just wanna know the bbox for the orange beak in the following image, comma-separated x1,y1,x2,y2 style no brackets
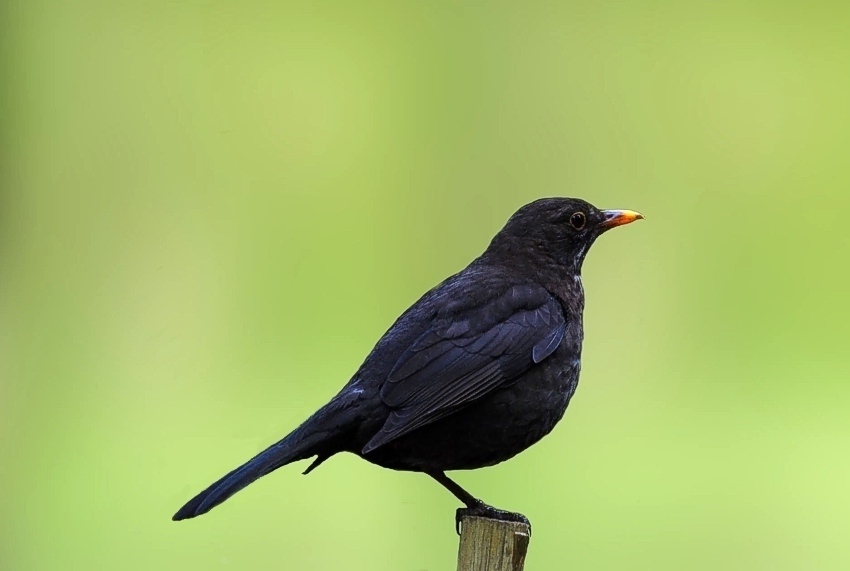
599,209,645,230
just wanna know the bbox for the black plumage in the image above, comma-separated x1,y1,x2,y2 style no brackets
173,197,643,525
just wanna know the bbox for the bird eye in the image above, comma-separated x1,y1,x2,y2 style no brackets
569,212,586,230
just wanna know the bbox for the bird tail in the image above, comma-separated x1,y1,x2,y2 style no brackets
172,400,353,521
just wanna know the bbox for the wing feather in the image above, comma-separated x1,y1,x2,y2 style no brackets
362,285,567,453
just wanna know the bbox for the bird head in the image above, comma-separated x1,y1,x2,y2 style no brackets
484,197,644,272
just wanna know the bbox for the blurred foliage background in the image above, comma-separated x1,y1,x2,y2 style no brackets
2,1,849,569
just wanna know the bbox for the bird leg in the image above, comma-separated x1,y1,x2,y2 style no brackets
427,471,531,534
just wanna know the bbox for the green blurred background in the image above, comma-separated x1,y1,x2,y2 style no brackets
2,1,849,569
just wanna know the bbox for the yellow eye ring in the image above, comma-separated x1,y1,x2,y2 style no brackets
569,212,586,230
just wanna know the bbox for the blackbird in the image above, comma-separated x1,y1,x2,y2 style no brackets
173,197,643,526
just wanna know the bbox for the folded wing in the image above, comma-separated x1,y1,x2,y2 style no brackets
362,284,566,453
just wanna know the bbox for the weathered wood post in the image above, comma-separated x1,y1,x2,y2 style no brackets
456,516,531,571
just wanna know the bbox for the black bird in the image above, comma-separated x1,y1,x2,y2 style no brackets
173,197,643,526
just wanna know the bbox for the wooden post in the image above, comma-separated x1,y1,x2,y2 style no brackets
456,516,531,571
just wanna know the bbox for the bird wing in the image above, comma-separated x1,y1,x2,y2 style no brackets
362,283,566,453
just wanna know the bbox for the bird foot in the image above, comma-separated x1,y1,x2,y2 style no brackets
455,501,531,535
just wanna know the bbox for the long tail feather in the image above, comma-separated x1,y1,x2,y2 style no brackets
172,434,304,520
173,397,357,521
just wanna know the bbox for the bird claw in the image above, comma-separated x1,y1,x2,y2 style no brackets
455,501,531,535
